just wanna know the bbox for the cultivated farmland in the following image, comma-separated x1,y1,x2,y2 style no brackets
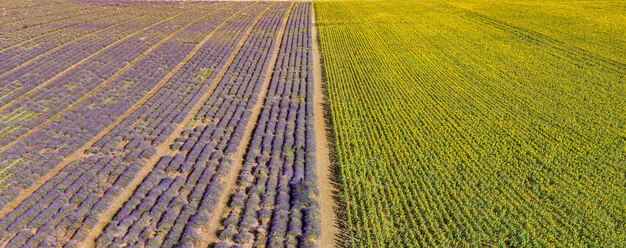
316,0,625,247
1,0,625,247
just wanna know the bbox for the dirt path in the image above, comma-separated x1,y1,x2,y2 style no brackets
0,5,227,219
0,9,209,152
195,2,294,247
82,3,271,247
311,3,339,247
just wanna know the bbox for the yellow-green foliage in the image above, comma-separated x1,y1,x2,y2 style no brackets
449,1,626,64
315,1,626,247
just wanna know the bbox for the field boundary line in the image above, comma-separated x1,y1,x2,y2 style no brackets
310,3,339,247
81,3,270,247
0,14,147,84
198,2,292,246
0,9,192,113
0,4,232,221
0,8,213,153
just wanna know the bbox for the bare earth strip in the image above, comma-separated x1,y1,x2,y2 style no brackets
0,6,229,219
83,3,272,247
0,10,190,114
0,9,212,152
311,4,339,247
0,14,147,83
197,2,294,246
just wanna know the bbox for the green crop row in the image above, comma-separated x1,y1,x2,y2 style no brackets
315,1,626,247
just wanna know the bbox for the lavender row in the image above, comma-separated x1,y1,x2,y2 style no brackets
0,7,212,146
0,5,126,46
78,0,217,7
0,4,223,208
0,2,212,73
0,5,107,47
0,3,267,247
0,2,79,25
0,10,143,76
96,3,291,247
0,10,181,105
0,2,242,245
0,2,63,11
215,3,319,248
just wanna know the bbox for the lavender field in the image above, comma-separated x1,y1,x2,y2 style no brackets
0,1,329,247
